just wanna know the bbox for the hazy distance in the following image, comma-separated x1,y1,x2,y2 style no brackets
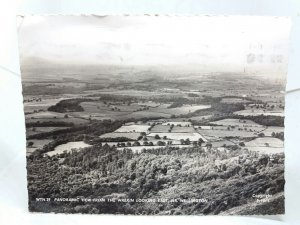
18,15,291,79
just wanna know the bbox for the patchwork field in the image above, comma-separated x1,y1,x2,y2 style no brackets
126,111,170,119
148,132,206,141
199,129,259,140
171,126,195,133
210,119,264,128
246,137,283,148
114,124,150,133
150,124,171,133
263,126,284,136
244,137,284,154
46,141,92,157
220,97,251,104
149,104,211,115
189,115,213,121
195,125,213,130
162,121,192,126
234,109,284,117
26,116,89,125
100,132,141,140
26,126,70,137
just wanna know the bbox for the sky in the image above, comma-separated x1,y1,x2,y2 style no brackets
18,15,291,77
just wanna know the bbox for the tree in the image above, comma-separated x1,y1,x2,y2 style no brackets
137,136,143,141
133,141,141,146
206,142,212,150
239,142,245,147
198,138,204,146
27,141,34,148
258,133,265,137
143,137,148,141
157,141,166,146
180,139,185,145
64,114,69,118
185,138,191,145
154,134,161,139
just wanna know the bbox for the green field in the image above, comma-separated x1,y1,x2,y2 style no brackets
220,97,251,104
234,109,284,117
26,116,89,125
244,137,284,154
100,132,141,140
26,126,70,137
149,104,211,115
171,126,196,133
210,119,264,128
263,126,284,136
46,141,92,157
148,132,206,141
114,124,150,133
150,124,171,132
199,129,259,140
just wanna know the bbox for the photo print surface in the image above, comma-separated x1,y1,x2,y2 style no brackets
18,15,291,215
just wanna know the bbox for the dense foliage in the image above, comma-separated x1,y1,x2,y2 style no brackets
27,145,284,215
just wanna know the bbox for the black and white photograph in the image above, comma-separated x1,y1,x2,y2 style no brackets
18,15,290,215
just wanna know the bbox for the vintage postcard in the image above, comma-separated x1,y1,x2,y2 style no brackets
18,15,290,215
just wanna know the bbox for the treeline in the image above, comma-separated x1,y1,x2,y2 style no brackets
26,121,74,128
